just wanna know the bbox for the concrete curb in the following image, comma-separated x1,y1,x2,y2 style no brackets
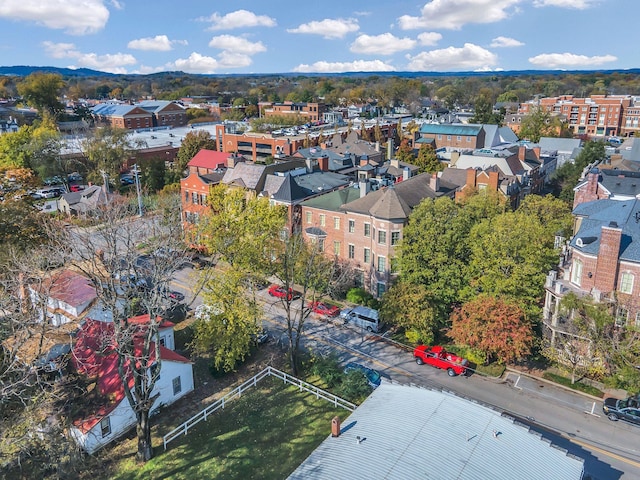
504,366,605,402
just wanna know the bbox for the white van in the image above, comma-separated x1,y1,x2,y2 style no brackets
340,306,382,333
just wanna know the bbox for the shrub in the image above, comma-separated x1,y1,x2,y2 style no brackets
346,288,380,309
306,354,343,388
336,371,371,403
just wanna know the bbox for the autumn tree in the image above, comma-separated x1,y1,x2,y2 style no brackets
17,72,65,118
448,295,534,364
414,144,443,173
395,138,415,164
175,130,216,173
380,282,439,344
518,105,562,142
80,127,143,183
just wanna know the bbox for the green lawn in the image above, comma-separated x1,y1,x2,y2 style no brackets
108,376,351,480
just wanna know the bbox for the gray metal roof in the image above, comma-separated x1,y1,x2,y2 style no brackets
419,123,483,136
538,137,582,154
289,383,584,480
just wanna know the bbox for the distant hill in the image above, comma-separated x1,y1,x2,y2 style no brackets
1,65,639,79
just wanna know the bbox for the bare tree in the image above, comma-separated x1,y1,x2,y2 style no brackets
49,196,188,462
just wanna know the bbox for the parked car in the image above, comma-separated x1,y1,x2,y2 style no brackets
413,345,469,377
252,328,270,345
166,290,185,302
70,184,85,192
603,397,640,424
268,284,300,300
340,306,382,333
308,301,340,317
343,362,382,388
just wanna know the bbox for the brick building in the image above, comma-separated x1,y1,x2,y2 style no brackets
214,123,306,162
260,101,326,123
572,168,640,209
515,95,636,138
417,124,485,150
91,100,186,130
300,173,458,297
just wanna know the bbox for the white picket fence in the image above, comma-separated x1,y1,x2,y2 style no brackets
163,365,356,450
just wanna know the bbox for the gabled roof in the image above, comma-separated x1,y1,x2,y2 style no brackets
577,169,640,199
340,173,456,221
301,187,363,212
71,319,190,433
538,137,582,154
272,174,309,202
187,149,230,170
419,123,482,136
137,100,183,113
40,269,97,308
91,103,146,117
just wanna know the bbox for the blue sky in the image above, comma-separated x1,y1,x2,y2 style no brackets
0,0,635,75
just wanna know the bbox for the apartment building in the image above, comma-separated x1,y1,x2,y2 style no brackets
214,123,305,162
516,95,633,138
300,173,458,297
260,101,326,123
417,124,485,150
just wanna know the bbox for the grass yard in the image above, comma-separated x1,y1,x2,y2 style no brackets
108,375,351,480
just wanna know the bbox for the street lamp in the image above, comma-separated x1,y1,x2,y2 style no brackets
131,163,143,217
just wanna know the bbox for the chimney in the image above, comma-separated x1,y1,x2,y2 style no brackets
227,153,244,169
375,141,380,152
594,223,622,293
390,158,400,169
532,146,541,159
518,145,526,161
318,156,329,172
305,157,315,173
359,179,371,198
429,172,439,191
450,151,460,166
466,168,477,188
360,157,369,167
331,416,341,437
403,166,411,181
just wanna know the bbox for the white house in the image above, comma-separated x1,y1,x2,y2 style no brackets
69,319,193,454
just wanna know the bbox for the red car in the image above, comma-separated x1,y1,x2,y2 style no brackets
70,185,85,192
309,301,340,317
268,284,300,301
413,345,469,377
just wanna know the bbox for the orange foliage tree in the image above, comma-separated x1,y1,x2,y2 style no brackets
448,295,534,365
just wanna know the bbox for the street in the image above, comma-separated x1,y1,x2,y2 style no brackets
170,267,640,479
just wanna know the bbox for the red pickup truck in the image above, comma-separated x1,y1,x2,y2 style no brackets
413,345,469,377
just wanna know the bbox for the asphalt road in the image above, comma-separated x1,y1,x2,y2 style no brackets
171,267,640,479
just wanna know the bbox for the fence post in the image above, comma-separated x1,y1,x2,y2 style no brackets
222,397,225,409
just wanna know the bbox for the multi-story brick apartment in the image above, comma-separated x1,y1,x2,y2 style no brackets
515,95,634,138
300,173,458,297
259,101,326,123
417,124,485,150
542,198,640,351
214,123,306,162
137,100,188,129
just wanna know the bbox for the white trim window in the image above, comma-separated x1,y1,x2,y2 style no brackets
173,376,182,395
571,259,583,286
620,272,634,294
100,417,111,438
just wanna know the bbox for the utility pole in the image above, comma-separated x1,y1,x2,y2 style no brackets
131,164,143,217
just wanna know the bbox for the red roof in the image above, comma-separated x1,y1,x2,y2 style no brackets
127,313,175,330
187,149,230,170
42,269,97,308
71,319,190,433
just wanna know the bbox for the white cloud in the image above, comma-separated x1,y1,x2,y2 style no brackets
293,60,396,73
490,36,524,47
128,35,187,52
287,18,359,39
217,51,253,69
201,9,276,30
0,0,110,34
42,41,136,73
350,33,416,55
417,32,442,46
528,52,617,68
533,0,597,9
406,43,498,71
398,0,520,30
208,35,266,55
168,53,220,74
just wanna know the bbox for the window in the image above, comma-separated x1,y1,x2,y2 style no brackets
456,135,461,141
319,214,326,227
200,194,207,205
571,259,583,286
364,223,371,237
306,211,312,224
447,135,451,140
318,238,325,252
391,232,400,246
620,272,634,294
348,219,355,233
100,417,111,438
377,256,386,273
192,192,198,204
184,190,189,202
364,248,371,264
390,257,399,274
173,376,182,395
378,230,387,245
334,217,340,230
616,307,629,327
333,241,341,256
348,244,355,259
377,282,386,297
